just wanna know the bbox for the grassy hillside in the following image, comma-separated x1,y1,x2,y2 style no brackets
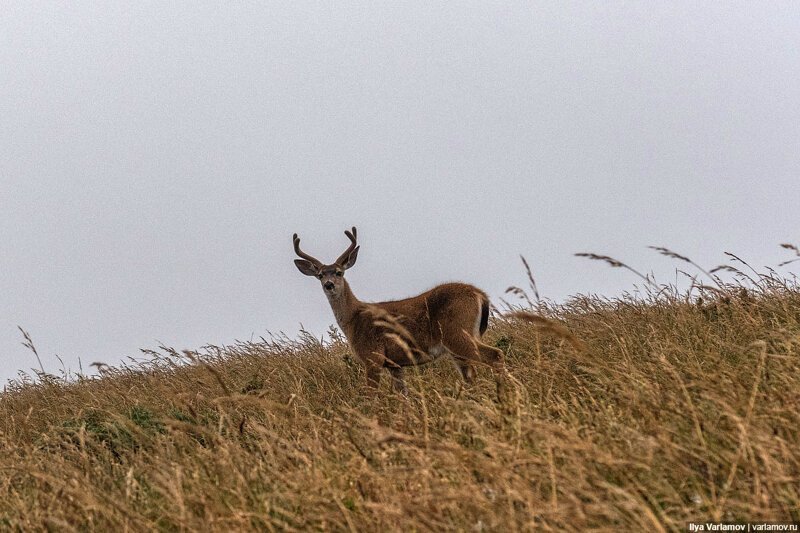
1,267,799,531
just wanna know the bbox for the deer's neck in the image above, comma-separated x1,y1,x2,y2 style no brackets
325,280,361,333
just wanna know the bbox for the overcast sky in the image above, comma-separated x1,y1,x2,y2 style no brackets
1,1,799,384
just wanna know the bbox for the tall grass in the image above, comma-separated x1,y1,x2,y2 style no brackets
1,250,798,531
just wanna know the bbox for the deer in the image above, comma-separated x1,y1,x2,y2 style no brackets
292,227,505,394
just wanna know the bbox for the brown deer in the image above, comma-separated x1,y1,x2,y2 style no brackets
292,227,505,393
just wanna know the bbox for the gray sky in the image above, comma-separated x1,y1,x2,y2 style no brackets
2,1,799,383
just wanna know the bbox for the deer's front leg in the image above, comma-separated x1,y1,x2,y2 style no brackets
388,367,408,396
362,348,385,391
365,364,382,390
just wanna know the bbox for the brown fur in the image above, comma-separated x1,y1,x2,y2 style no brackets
293,228,505,392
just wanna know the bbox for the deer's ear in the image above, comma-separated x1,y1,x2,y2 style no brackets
342,246,359,270
294,259,319,277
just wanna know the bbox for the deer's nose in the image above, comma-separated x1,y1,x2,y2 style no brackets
324,281,335,291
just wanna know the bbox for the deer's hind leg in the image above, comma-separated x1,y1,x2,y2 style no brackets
442,329,505,380
476,342,505,374
454,360,476,383
441,330,484,382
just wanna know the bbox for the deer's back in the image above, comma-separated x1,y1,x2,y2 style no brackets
355,282,487,366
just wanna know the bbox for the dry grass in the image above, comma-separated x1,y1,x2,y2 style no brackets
1,258,799,531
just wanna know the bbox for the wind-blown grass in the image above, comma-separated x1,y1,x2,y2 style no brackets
1,255,799,531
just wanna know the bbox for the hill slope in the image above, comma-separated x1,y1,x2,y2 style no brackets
1,280,799,531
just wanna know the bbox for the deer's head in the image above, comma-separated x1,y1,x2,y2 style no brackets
293,227,359,298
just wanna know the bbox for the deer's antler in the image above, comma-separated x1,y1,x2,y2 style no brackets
293,233,323,267
335,227,358,266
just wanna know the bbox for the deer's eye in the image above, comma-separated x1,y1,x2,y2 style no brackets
317,273,324,279
335,271,343,277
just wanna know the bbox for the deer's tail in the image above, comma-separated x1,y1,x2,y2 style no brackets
479,295,490,336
